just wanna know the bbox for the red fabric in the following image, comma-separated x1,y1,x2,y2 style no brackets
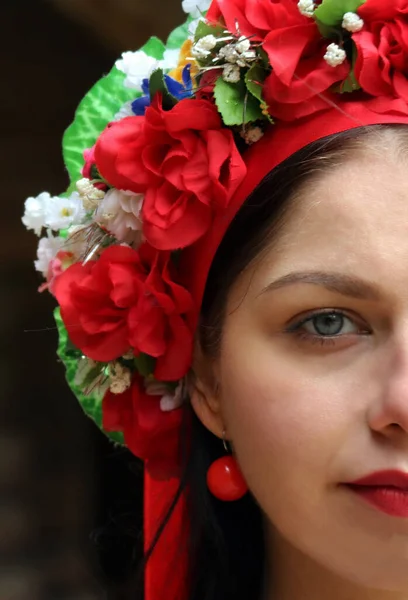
146,100,408,600
94,95,247,250
54,243,195,380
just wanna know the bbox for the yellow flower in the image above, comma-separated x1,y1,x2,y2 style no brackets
168,40,199,86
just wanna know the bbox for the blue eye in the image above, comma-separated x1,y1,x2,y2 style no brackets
286,310,370,347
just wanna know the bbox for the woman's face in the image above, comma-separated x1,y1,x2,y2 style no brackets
208,145,408,591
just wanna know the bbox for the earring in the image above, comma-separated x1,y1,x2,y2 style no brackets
206,429,248,501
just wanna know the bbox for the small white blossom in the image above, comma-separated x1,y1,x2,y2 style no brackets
95,189,144,246
76,178,105,211
108,362,132,394
298,0,315,17
223,63,241,83
219,44,239,64
116,50,159,91
34,231,65,276
324,43,347,67
342,11,364,32
241,126,264,145
22,191,54,236
44,191,87,231
192,35,217,59
235,36,251,55
182,0,211,18
113,100,136,122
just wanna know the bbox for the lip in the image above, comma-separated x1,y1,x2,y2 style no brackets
345,470,408,517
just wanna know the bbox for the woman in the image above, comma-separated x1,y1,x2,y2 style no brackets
22,0,408,598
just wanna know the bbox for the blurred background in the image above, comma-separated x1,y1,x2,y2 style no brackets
2,1,182,598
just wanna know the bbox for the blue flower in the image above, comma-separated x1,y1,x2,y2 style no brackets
165,64,194,100
130,64,194,116
131,79,151,116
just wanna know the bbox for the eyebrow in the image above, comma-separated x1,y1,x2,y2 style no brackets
259,271,381,301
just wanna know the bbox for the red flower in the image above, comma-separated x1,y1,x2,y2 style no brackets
54,244,194,381
208,0,350,120
354,0,408,113
103,374,183,467
94,96,247,250
81,146,96,179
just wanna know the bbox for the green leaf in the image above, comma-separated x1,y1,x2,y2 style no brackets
339,40,361,92
148,68,178,109
62,36,166,188
194,20,226,43
134,353,156,378
245,64,266,102
214,76,264,126
314,0,366,27
166,16,193,49
54,308,124,445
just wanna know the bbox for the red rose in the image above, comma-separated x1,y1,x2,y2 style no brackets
103,374,183,467
94,96,247,250
354,0,408,112
54,244,194,380
208,0,350,120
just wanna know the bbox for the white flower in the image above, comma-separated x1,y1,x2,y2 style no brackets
95,189,144,246
342,11,364,32
113,100,136,121
223,63,241,83
182,0,211,18
44,191,87,231
298,0,315,17
63,225,89,259
324,43,347,67
160,48,180,70
145,379,185,412
22,191,54,236
116,50,159,91
34,231,64,276
76,178,105,211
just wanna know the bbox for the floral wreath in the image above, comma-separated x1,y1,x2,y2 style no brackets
23,0,408,463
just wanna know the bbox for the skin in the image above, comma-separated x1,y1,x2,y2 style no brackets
191,136,408,600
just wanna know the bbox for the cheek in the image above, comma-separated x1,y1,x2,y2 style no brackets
218,328,359,532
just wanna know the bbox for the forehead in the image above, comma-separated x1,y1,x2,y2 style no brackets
258,153,408,281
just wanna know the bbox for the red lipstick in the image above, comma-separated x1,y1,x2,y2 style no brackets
346,470,408,517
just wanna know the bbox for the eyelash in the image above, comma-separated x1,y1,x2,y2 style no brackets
286,309,371,347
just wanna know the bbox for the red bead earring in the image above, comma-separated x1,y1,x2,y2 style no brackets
206,430,248,501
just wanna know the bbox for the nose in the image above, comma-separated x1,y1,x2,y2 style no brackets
367,335,408,438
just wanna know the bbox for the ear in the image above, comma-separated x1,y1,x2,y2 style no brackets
189,343,224,440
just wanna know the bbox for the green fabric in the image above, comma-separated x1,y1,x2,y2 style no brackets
61,36,166,194
54,307,124,445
